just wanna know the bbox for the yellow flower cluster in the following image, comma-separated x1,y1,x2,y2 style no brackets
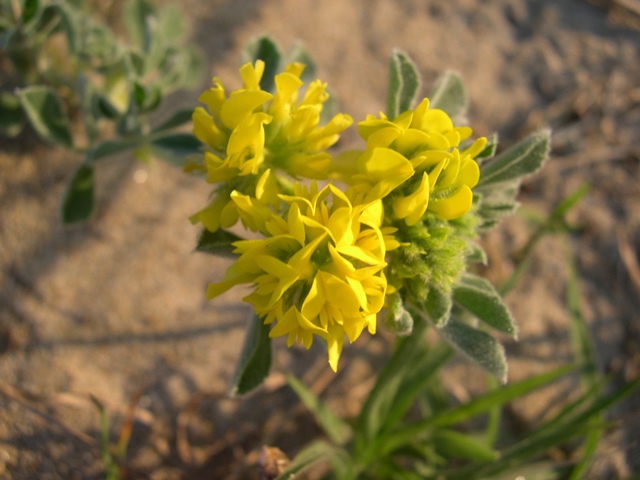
336,98,486,224
187,61,352,233
207,180,398,371
190,61,486,371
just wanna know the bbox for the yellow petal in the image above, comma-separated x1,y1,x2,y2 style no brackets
220,90,272,129
428,185,473,220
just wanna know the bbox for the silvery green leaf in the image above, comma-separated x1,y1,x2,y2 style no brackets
476,132,499,163
61,163,94,224
454,273,517,337
477,129,551,188
124,0,155,53
438,317,508,383
18,86,73,147
230,315,272,396
386,49,421,119
428,71,467,120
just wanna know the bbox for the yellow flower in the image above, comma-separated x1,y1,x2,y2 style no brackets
206,182,396,371
335,98,486,223
189,60,353,233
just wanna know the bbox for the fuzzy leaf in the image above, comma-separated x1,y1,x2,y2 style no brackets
438,318,507,383
18,86,73,147
230,315,272,396
424,285,452,327
477,129,551,188
0,91,25,137
453,273,517,338
287,375,351,445
61,163,94,224
39,3,78,53
386,49,421,119
428,71,467,120
124,0,155,52
243,36,281,93
195,228,244,258
151,133,201,166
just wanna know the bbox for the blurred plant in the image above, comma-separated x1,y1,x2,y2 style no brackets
0,0,203,222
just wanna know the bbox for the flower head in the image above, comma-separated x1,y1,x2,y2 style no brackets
188,60,353,234
206,182,397,371
334,98,486,224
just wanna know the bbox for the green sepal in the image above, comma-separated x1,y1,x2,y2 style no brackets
476,132,499,161
386,49,421,119
243,35,281,93
61,163,94,224
424,285,452,327
437,317,508,383
17,85,73,147
428,71,467,121
453,273,517,338
195,228,244,258
230,314,272,396
0,90,25,137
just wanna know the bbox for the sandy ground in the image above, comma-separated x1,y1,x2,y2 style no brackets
1,0,639,478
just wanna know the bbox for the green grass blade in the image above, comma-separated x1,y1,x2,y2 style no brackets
286,375,352,446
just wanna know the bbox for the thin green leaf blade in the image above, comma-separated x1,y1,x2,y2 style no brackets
428,71,467,120
18,86,73,147
195,228,244,258
286,375,351,445
477,129,551,189
230,314,271,396
381,364,576,453
61,163,94,224
437,317,508,383
453,273,517,338
275,441,335,480
434,429,500,462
